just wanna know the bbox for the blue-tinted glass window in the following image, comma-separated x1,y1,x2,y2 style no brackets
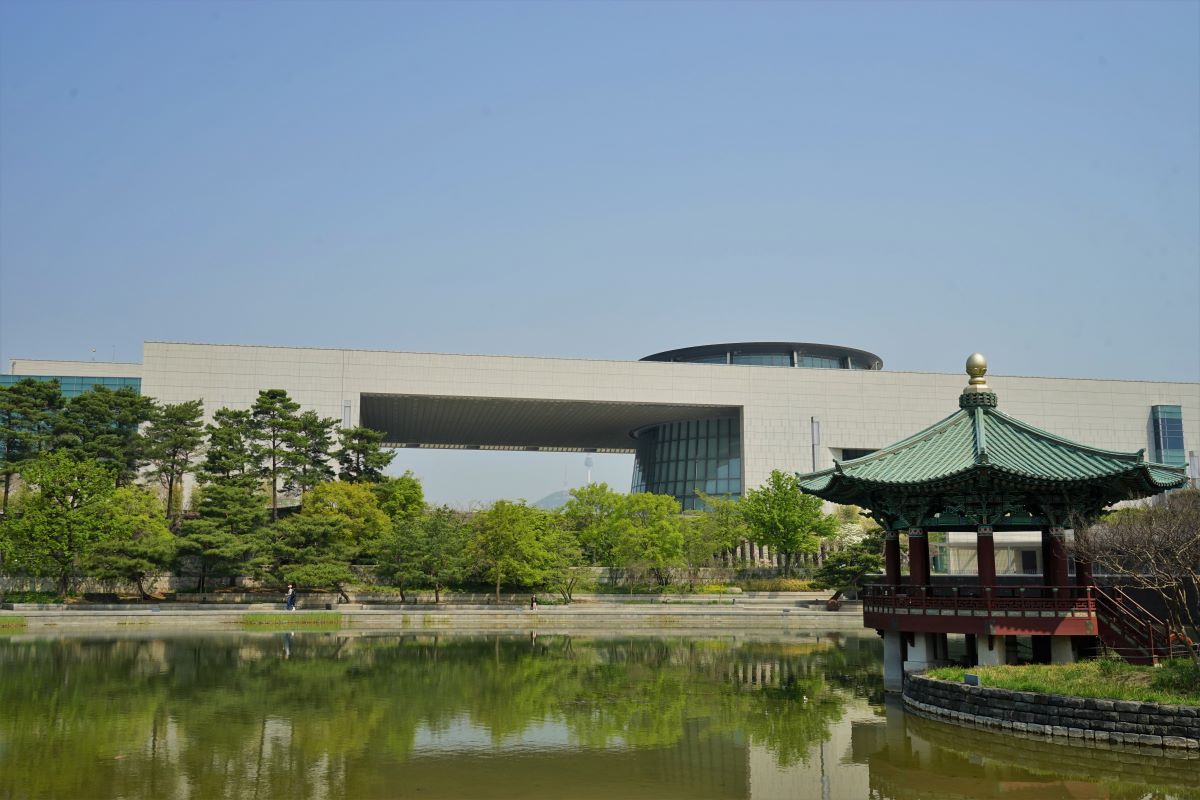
798,355,843,369
1152,405,1186,466
631,414,743,509
731,353,792,366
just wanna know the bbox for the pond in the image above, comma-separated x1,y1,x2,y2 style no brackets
0,630,1196,799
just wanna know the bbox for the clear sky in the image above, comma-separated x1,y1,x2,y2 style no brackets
2,1,1198,506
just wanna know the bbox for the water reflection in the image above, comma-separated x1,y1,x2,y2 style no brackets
0,631,1194,799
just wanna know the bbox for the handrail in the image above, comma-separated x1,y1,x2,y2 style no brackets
860,583,1095,617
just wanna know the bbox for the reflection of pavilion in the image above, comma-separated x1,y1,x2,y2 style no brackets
797,355,1189,688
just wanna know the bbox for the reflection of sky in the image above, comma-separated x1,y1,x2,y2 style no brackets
411,714,585,754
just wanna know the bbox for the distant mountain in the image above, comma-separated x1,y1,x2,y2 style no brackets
532,489,572,510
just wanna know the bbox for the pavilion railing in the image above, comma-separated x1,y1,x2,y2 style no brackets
861,584,1096,618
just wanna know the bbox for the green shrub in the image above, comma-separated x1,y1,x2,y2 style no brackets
0,591,63,604
738,578,816,592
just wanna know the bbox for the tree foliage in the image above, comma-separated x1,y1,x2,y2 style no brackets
177,482,265,593
562,482,624,564
291,410,339,497
1073,489,1200,665
374,471,425,523
0,378,63,515
468,500,557,601
336,426,395,483
54,386,156,486
257,514,355,601
4,452,115,596
380,505,468,603
301,481,391,561
249,389,302,521
611,493,684,586
740,470,837,576
143,399,205,529
88,487,175,598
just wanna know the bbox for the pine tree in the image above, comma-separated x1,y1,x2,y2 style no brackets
0,378,63,515
54,386,157,486
292,410,339,497
336,426,395,483
143,400,205,529
249,389,302,521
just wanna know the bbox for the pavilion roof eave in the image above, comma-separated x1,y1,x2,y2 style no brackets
794,353,1190,526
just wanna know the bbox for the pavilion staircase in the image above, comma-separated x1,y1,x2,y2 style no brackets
1092,586,1179,665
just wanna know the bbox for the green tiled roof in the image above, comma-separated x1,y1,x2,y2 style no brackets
796,388,1189,521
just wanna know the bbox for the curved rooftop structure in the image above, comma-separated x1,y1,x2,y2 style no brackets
641,342,882,370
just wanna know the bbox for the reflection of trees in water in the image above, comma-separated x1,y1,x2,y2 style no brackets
0,633,865,799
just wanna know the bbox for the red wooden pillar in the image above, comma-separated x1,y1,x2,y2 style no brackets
976,526,996,587
1042,527,1070,587
884,530,901,586
908,529,930,588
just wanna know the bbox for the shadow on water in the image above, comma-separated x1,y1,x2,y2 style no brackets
0,630,1194,799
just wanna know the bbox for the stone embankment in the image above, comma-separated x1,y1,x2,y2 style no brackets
904,674,1200,753
0,594,863,632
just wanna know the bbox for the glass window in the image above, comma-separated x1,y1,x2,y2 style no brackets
798,355,842,369
731,353,791,366
1152,405,1187,466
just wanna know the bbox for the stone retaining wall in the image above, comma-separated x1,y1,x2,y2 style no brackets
904,674,1200,752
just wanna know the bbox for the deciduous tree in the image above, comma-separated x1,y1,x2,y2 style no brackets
89,487,176,599
301,481,392,561
612,493,684,586
380,505,468,603
740,470,837,576
5,452,115,596
469,500,555,602
561,482,624,564
1073,489,1200,665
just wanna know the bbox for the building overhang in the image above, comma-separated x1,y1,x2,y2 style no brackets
359,393,740,452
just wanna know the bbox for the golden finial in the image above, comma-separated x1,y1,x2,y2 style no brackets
965,353,988,390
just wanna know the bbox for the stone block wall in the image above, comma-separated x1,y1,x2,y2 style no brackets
904,674,1200,751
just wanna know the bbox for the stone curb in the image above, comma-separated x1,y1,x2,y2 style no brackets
903,674,1200,753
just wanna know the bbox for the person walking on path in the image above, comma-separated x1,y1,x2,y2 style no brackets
530,595,538,610
285,583,297,611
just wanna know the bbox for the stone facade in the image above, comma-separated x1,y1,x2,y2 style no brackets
904,674,1200,752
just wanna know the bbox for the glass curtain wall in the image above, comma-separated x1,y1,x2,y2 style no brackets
632,416,742,511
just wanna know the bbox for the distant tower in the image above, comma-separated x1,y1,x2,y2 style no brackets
584,455,594,485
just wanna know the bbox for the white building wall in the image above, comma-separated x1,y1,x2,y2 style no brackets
10,359,143,378
133,341,1199,494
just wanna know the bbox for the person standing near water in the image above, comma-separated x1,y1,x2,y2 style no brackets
286,583,296,611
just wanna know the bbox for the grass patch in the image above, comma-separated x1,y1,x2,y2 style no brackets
0,616,28,629
928,659,1200,706
241,612,342,628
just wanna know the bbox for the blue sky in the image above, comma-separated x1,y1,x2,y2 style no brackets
2,1,1197,505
